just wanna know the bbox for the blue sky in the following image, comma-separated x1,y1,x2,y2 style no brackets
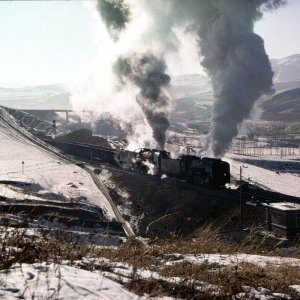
0,0,299,87
255,0,300,59
0,1,96,87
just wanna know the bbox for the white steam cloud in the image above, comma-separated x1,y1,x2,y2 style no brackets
71,0,286,155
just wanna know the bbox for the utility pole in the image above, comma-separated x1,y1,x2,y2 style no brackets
52,120,56,139
240,165,248,231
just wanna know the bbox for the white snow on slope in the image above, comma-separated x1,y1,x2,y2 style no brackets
0,107,116,220
0,263,143,300
166,253,300,268
226,154,300,197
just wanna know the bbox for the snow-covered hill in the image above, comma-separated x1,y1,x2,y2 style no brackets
1,54,300,136
271,54,300,83
0,107,116,220
170,74,213,100
261,87,300,121
0,85,71,110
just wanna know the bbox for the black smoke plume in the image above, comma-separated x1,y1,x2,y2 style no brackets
114,53,171,149
196,1,275,157
163,0,286,157
94,0,286,155
96,0,130,41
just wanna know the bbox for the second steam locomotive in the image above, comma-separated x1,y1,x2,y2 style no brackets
116,148,230,187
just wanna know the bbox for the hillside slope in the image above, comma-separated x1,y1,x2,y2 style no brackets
262,87,300,121
0,107,116,220
271,54,300,83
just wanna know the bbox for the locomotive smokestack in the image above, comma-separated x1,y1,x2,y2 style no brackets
114,53,171,150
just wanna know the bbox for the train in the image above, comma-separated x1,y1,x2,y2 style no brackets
116,148,230,187
42,139,230,188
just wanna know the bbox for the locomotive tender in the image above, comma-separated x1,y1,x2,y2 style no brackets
116,148,230,187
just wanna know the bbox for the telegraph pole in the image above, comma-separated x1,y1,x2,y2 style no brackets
52,120,56,139
239,165,248,231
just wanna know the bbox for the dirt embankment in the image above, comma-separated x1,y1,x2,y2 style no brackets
106,168,265,238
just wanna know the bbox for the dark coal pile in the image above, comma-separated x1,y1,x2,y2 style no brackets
57,129,111,148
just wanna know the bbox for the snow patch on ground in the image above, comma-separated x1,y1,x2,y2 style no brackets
0,263,143,300
165,253,300,268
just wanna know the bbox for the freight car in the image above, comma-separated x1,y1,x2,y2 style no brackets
116,148,230,187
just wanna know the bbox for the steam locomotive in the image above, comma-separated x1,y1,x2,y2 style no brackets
115,148,230,187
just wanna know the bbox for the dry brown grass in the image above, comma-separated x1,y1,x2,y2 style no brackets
0,222,299,299
125,278,218,300
91,223,297,266
0,225,87,270
160,262,300,297
89,224,300,298
123,262,300,299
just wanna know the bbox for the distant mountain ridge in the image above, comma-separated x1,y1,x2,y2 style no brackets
262,87,300,122
0,53,299,126
271,54,300,83
0,84,71,110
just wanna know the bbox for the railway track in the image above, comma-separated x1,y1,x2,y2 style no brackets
84,166,135,237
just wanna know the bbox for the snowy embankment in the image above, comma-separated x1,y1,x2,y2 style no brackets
226,153,300,197
0,263,144,300
2,252,299,300
0,107,116,220
165,253,300,268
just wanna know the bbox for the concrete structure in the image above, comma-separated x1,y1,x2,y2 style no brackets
20,109,72,123
263,202,300,240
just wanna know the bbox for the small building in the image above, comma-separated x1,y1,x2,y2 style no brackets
263,202,300,240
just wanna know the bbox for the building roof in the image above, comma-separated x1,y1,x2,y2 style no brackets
264,202,300,211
